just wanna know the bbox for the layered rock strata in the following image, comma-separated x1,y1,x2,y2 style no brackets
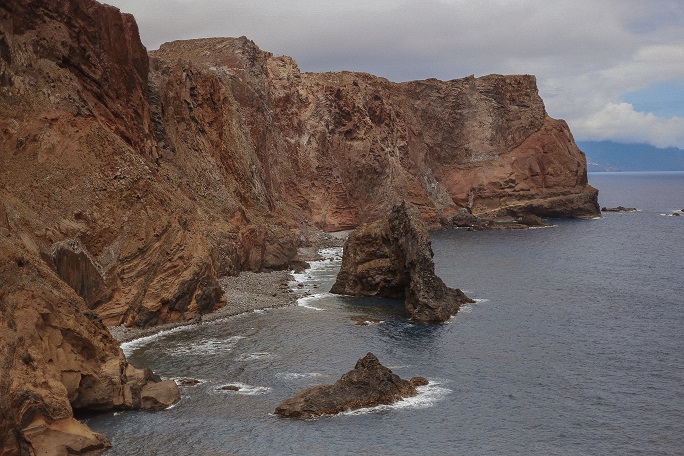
0,240,180,455
275,353,427,418
149,38,599,231
331,202,474,323
1,0,597,328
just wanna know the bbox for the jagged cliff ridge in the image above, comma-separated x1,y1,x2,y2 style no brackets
1,0,597,329
150,38,599,231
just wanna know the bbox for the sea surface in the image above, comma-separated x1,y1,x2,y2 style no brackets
87,172,684,455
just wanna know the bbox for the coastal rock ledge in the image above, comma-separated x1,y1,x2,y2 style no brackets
331,202,474,323
275,353,427,418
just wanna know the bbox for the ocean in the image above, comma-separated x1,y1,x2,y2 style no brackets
86,172,684,455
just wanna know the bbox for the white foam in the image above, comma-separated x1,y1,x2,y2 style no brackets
529,224,557,229
473,298,489,303
120,323,203,356
355,319,384,326
166,335,245,356
275,372,327,380
297,293,334,310
234,352,273,361
318,247,343,260
172,377,206,387
291,247,343,283
339,381,451,416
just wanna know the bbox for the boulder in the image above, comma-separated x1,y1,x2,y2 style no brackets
275,353,427,418
331,202,474,323
140,380,181,410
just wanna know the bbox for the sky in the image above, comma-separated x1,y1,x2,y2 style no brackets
107,0,684,149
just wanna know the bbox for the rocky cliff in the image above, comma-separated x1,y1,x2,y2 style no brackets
1,2,597,329
0,239,180,455
149,38,598,232
1,0,599,452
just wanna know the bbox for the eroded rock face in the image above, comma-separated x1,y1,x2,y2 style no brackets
2,0,596,328
0,240,180,455
149,39,599,231
275,353,427,418
331,202,474,323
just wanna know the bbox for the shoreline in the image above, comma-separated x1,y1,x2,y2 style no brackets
109,231,346,344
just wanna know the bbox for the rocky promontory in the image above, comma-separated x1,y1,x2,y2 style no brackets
1,0,597,329
1,0,600,452
275,353,427,418
331,202,474,323
0,240,180,455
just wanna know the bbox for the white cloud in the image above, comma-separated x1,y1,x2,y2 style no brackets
571,102,684,148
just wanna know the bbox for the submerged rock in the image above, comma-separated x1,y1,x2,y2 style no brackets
602,206,637,212
220,385,242,391
274,353,426,418
350,315,383,326
331,202,474,323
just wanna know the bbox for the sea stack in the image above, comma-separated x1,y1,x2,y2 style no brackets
331,202,474,323
275,353,428,418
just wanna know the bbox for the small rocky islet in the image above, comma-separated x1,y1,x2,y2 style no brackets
601,206,638,212
275,353,428,419
331,201,474,323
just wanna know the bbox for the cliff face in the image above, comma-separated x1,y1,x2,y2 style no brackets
0,2,301,329
1,5,597,329
149,39,598,231
0,239,180,455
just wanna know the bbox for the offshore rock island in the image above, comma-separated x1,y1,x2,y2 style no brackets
275,353,428,419
331,202,474,323
0,0,599,453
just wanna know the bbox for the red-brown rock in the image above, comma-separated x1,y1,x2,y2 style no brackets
275,353,426,419
0,240,180,455
0,0,600,452
331,202,474,323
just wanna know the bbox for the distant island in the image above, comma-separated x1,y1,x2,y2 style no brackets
578,141,684,172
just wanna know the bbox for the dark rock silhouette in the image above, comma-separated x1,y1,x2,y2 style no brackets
602,206,637,212
275,353,427,418
331,202,474,323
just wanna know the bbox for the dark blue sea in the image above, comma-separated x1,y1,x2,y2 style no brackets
88,172,684,455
